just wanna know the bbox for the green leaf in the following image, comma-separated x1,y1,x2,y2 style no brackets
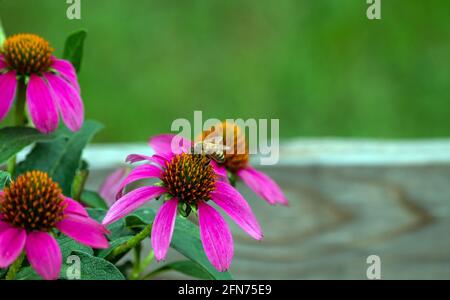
0,127,55,165
148,260,214,280
17,250,125,280
81,190,108,209
17,120,103,195
63,30,87,73
0,171,11,190
171,216,233,280
61,250,125,280
57,235,94,259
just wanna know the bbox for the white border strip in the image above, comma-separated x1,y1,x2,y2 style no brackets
81,139,450,169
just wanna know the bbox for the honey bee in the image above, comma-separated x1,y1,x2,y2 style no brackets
192,136,230,164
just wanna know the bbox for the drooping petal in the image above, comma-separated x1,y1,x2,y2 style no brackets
0,71,17,122
198,202,233,272
51,58,80,93
0,224,26,268
237,167,288,206
149,134,192,157
57,214,109,249
211,181,263,240
45,73,84,132
151,198,178,261
126,154,168,167
103,186,167,226
62,197,89,217
26,74,59,133
25,231,62,280
99,167,130,205
116,164,163,199
210,160,228,179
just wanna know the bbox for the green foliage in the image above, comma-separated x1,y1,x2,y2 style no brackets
81,190,108,209
0,171,11,190
16,120,103,195
63,30,87,73
61,251,125,280
0,127,55,165
146,260,215,280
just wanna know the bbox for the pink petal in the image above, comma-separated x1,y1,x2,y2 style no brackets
0,55,6,70
149,134,192,157
44,73,84,132
26,74,59,133
151,198,178,261
210,160,228,179
102,186,167,226
99,167,130,205
198,202,233,272
116,164,162,199
25,231,62,280
51,58,80,93
237,167,288,206
211,182,263,240
57,214,109,249
0,224,26,268
62,197,89,217
125,154,168,168
0,71,17,122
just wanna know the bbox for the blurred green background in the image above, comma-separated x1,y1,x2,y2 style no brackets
1,0,449,142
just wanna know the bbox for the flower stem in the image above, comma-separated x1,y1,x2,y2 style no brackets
130,243,142,280
5,252,25,280
106,223,153,262
71,169,89,201
7,79,27,176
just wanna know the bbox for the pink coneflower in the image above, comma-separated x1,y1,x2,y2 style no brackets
200,121,288,206
0,171,109,280
0,33,83,133
99,167,130,206
102,135,263,272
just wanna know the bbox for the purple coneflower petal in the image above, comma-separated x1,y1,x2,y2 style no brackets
116,164,162,199
62,197,89,217
25,231,62,280
0,71,17,122
198,202,233,272
27,74,59,133
99,167,129,205
126,154,168,168
0,223,26,268
103,186,167,226
56,214,109,249
210,161,228,179
45,73,84,132
237,167,288,206
0,55,6,69
151,198,178,261
51,58,80,93
211,182,263,240
149,134,192,158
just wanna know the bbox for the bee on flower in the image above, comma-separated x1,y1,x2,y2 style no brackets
102,135,263,272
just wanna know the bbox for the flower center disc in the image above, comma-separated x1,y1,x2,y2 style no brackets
162,154,216,204
2,33,54,75
201,121,249,172
0,171,65,232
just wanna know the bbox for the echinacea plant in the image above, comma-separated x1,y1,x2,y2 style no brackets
0,33,83,133
0,171,108,280
0,24,286,280
103,135,263,272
